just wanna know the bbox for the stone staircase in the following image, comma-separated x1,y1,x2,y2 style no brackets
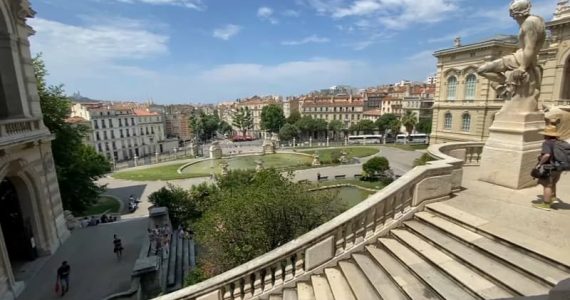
269,202,570,300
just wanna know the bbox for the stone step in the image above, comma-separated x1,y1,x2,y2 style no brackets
297,282,316,300
426,202,570,270
338,260,381,300
366,245,441,300
310,275,334,300
283,288,298,300
352,253,408,300
323,268,356,300
391,229,514,299
269,295,283,300
415,211,570,287
379,237,478,300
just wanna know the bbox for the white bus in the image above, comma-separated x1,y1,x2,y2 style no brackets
348,135,383,144
395,133,429,144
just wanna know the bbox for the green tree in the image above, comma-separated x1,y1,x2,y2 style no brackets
33,55,111,214
279,123,299,141
189,111,220,141
286,110,301,124
416,118,432,134
328,120,344,140
362,156,390,177
260,104,285,133
195,169,342,276
232,107,254,137
375,114,399,135
294,116,314,138
350,120,376,134
218,121,233,136
401,110,418,140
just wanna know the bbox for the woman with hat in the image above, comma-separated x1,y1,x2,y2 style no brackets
534,125,562,210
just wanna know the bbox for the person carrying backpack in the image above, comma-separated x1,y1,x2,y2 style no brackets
534,125,570,210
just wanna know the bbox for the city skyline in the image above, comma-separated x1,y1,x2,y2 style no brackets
30,0,556,104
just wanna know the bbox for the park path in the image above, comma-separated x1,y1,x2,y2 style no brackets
17,218,148,300
100,146,423,219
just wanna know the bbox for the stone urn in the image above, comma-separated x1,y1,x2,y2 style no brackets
312,152,321,166
339,150,349,164
263,138,275,155
255,160,264,172
209,141,223,159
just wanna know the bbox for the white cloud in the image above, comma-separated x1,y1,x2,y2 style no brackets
257,7,279,24
114,0,206,10
212,24,242,40
283,10,301,17
333,0,381,18
281,35,330,46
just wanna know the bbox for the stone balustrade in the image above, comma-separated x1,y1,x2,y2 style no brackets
0,118,45,146
154,142,481,300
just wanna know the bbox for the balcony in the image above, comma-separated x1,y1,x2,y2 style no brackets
0,118,48,147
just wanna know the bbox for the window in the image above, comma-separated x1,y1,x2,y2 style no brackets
462,113,471,132
465,74,477,100
444,113,452,130
103,131,108,139
131,118,135,126
94,120,99,129
111,131,115,139
109,119,113,128
102,119,107,128
98,144,102,152
447,76,457,100
120,129,124,138
119,119,122,127
96,132,100,141
126,129,130,137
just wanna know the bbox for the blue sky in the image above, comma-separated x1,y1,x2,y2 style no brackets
29,0,557,104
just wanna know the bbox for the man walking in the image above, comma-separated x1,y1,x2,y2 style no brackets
56,261,71,296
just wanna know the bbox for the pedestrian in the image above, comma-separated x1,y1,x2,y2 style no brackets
113,234,124,259
56,261,70,296
534,125,562,210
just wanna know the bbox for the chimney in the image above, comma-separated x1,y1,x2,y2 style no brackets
454,36,462,48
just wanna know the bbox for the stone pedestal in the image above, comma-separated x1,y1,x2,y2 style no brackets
263,139,275,154
479,111,545,189
209,142,222,159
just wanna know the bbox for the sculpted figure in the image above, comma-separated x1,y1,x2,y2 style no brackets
477,0,546,112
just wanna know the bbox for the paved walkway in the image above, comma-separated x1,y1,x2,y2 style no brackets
17,218,148,300
99,146,423,218
446,167,570,266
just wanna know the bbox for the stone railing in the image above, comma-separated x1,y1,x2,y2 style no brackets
429,142,485,167
154,143,478,300
0,118,44,144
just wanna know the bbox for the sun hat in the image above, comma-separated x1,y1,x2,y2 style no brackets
538,125,561,137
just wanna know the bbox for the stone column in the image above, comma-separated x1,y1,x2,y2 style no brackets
479,111,544,189
326,137,330,147
309,137,312,147
134,156,138,167
293,137,296,148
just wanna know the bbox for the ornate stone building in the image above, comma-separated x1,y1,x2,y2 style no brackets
431,2,570,143
0,1,69,299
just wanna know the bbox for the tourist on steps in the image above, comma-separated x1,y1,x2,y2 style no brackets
534,125,562,210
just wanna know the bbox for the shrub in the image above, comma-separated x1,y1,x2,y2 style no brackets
362,156,390,177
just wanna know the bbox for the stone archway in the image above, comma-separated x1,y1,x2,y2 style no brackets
561,54,570,100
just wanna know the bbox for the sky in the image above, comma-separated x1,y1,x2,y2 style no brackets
28,0,558,104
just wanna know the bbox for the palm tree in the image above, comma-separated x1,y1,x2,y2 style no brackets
401,110,418,142
232,107,254,137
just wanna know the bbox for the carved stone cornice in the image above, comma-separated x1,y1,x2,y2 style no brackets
17,0,36,21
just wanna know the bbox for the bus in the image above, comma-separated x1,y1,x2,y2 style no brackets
348,135,383,144
395,133,429,144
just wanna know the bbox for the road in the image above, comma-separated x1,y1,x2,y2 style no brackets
18,218,148,300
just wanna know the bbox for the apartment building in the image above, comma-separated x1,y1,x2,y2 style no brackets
71,103,178,162
300,95,364,128
236,97,280,138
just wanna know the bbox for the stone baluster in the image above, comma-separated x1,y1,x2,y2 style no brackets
273,262,284,287
386,196,395,223
294,251,305,277
263,267,273,293
242,275,253,299
252,271,263,296
233,280,243,300
344,221,354,250
353,213,366,245
222,284,233,300
374,202,386,232
335,226,345,255
365,207,376,238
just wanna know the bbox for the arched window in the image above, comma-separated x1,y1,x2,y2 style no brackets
447,76,457,100
444,112,452,130
464,74,477,100
462,113,471,132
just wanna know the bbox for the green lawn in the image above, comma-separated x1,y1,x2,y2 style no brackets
112,163,197,181
382,144,429,151
318,179,384,190
80,196,121,216
181,154,313,176
299,147,379,164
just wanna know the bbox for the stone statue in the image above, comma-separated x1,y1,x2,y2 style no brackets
477,0,546,113
339,150,349,164
255,159,264,172
270,133,280,149
209,141,222,159
311,152,321,166
262,138,275,155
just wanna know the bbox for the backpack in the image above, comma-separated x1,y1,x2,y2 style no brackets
553,140,570,171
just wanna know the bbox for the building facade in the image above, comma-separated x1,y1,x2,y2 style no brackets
71,103,178,162
165,112,190,142
300,95,364,128
235,97,279,138
282,98,300,118
0,1,69,299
